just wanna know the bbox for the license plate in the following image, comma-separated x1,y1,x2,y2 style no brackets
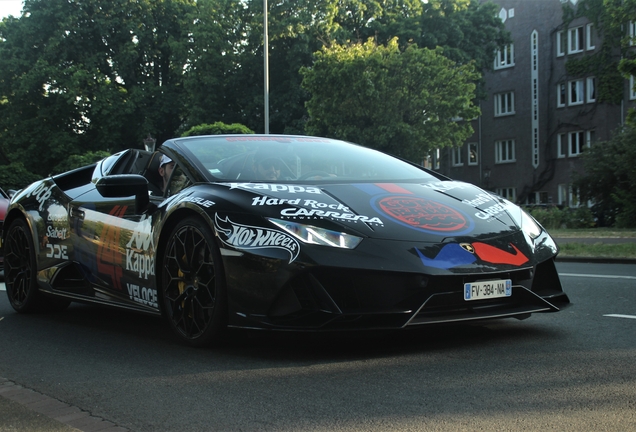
464,279,512,301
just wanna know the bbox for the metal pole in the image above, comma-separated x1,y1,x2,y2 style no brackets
263,0,269,134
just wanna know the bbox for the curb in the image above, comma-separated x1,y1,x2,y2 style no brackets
0,377,128,432
556,256,636,264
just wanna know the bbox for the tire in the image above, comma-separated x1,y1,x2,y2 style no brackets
4,219,43,313
4,219,71,313
160,217,227,347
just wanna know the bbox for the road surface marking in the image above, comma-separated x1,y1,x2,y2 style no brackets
604,314,636,320
560,273,636,280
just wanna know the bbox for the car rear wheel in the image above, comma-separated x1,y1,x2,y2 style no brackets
161,217,227,347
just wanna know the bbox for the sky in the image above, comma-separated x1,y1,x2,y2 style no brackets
0,0,23,19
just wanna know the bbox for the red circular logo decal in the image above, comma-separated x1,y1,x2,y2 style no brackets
377,196,469,232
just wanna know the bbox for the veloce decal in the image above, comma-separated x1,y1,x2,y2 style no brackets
416,242,529,269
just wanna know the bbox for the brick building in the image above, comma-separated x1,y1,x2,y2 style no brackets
434,0,633,207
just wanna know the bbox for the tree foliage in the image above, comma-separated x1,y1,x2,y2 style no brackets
0,0,507,180
182,122,254,137
301,38,480,160
574,126,636,227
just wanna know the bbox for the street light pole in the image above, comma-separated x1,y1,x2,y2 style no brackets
263,0,269,134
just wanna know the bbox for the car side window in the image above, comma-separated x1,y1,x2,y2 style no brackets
166,165,191,197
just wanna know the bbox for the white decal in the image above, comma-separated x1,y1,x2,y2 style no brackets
46,244,68,259
229,183,321,194
214,214,300,263
47,204,68,222
420,182,468,193
46,225,68,240
252,197,301,206
125,215,155,279
26,183,54,211
280,208,383,225
183,196,215,208
460,193,516,220
126,283,158,308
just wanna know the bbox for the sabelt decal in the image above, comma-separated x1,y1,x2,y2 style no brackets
229,183,321,194
375,195,473,235
215,214,300,263
417,242,529,269
46,226,69,240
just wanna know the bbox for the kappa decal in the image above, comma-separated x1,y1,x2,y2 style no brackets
375,196,473,235
125,214,155,279
214,214,300,263
228,183,321,194
417,242,529,269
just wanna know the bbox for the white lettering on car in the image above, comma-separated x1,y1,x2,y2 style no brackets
125,215,155,279
214,214,300,263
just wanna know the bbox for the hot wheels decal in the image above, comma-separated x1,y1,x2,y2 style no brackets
375,196,473,235
214,214,300,263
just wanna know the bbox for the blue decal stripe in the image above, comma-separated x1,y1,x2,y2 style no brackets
416,244,477,269
353,183,386,195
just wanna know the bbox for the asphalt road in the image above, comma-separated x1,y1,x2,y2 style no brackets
0,262,635,431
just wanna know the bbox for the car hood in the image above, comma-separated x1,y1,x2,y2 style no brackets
220,180,522,242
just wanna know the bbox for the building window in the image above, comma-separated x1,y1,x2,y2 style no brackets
494,44,515,69
631,76,636,100
569,79,584,105
630,22,636,46
557,31,565,57
569,131,585,156
586,23,595,50
586,130,595,147
568,26,584,54
557,133,567,158
557,83,566,107
495,139,515,163
496,187,516,202
452,146,463,166
494,92,515,116
569,186,580,208
468,143,478,165
587,77,596,102
558,184,569,206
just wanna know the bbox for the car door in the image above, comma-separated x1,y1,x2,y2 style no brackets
68,185,158,309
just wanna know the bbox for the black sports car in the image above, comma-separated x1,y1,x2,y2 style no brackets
2,135,569,346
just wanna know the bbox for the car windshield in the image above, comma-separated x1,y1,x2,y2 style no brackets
176,135,439,183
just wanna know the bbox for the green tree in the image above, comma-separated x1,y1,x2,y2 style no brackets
0,0,196,176
181,122,254,136
574,126,636,227
301,38,480,161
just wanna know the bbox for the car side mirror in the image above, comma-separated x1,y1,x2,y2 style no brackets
95,174,150,213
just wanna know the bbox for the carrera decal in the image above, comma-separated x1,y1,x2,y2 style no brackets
214,214,300,263
280,207,383,225
228,183,321,194
373,195,473,235
416,244,476,269
472,242,529,266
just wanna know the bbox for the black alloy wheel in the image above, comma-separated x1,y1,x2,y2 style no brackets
4,219,41,312
161,217,226,346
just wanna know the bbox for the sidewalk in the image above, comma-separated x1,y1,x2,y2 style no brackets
0,378,126,432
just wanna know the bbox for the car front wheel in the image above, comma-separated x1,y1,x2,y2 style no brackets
161,217,227,347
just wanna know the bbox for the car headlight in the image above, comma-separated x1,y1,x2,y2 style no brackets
268,218,363,249
502,199,542,240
